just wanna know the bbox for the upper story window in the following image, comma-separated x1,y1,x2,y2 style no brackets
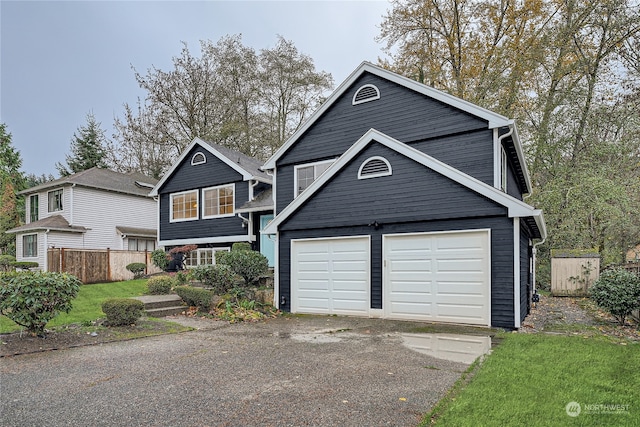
29,195,39,222
48,189,63,212
23,234,37,258
295,159,334,196
352,84,380,105
358,156,392,179
202,184,234,218
191,152,206,165
501,146,508,192
170,190,198,222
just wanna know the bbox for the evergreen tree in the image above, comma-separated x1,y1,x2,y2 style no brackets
0,123,25,255
56,112,108,176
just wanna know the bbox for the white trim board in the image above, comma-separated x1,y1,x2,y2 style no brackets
263,128,545,238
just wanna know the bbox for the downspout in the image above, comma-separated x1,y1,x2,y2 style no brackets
44,229,49,272
496,126,514,190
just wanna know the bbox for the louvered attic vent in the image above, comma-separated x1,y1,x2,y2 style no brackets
352,84,380,105
191,152,206,165
358,156,392,179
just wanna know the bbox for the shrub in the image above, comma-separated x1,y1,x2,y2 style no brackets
189,264,237,294
218,250,268,286
0,255,16,272
590,267,640,325
101,298,145,326
151,249,170,271
232,242,252,252
146,275,175,295
11,261,39,271
126,262,147,279
174,285,213,311
0,272,81,335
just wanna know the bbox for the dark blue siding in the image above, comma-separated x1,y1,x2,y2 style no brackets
160,146,244,194
158,144,250,241
279,216,516,328
280,142,506,231
279,73,488,167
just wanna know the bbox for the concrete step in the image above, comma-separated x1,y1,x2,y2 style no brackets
133,295,185,317
145,306,186,317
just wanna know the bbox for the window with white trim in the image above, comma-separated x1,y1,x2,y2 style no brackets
191,152,206,165
295,160,334,196
184,247,230,267
352,84,380,105
202,184,234,218
170,190,198,221
501,146,508,192
29,195,39,222
358,156,392,179
128,238,156,252
48,189,63,212
23,234,37,258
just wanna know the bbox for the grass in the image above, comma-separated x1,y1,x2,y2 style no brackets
0,279,148,333
423,333,640,426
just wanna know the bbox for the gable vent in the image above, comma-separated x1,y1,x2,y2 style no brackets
358,156,392,179
191,152,206,165
352,84,380,105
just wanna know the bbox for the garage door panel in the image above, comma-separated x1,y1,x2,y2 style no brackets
292,237,370,316
384,231,490,326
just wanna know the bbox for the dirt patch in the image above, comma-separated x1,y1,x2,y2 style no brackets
0,318,194,357
520,294,640,341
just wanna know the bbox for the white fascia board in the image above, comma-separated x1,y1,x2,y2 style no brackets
262,61,512,170
509,122,533,194
263,128,542,235
150,138,259,196
149,138,201,196
159,234,252,247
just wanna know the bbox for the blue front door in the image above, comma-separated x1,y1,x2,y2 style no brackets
260,214,275,267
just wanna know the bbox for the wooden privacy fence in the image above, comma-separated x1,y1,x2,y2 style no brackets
551,250,600,296
48,248,162,284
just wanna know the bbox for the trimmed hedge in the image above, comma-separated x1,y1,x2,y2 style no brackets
174,286,213,311
101,298,145,326
590,267,640,325
146,275,175,295
217,250,268,286
126,262,147,279
189,264,237,294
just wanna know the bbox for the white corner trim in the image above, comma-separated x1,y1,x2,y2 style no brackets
513,218,521,329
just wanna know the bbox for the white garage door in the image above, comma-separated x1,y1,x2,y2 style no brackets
291,236,370,316
384,230,490,325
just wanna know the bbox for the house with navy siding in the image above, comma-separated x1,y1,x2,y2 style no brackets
261,62,546,329
150,138,275,267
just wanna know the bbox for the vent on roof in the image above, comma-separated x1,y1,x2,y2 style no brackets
191,152,206,165
352,84,380,105
358,156,392,179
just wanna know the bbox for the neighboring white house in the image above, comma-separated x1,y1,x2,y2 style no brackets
6,167,158,271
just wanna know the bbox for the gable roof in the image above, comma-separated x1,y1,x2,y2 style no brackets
262,129,546,239
19,167,158,198
264,62,519,167
6,215,88,234
150,137,271,197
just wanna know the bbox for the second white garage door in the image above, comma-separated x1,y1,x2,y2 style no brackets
383,230,490,325
291,236,370,316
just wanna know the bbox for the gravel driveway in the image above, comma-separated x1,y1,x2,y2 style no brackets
1,316,480,427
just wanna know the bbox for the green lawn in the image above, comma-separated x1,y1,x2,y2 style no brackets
0,279,148,333
424,333,640,426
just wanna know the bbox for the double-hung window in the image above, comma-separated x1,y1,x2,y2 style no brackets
295,160,334,196
202,184,234,218
170,190,198,222
48,189,63,212
23,234,37,258
29,195,39,222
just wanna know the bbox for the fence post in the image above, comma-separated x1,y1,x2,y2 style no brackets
61,248,66,272
144,249,148,275
107,248,111,282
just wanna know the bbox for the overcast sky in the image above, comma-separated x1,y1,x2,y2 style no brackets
1,0,391,177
